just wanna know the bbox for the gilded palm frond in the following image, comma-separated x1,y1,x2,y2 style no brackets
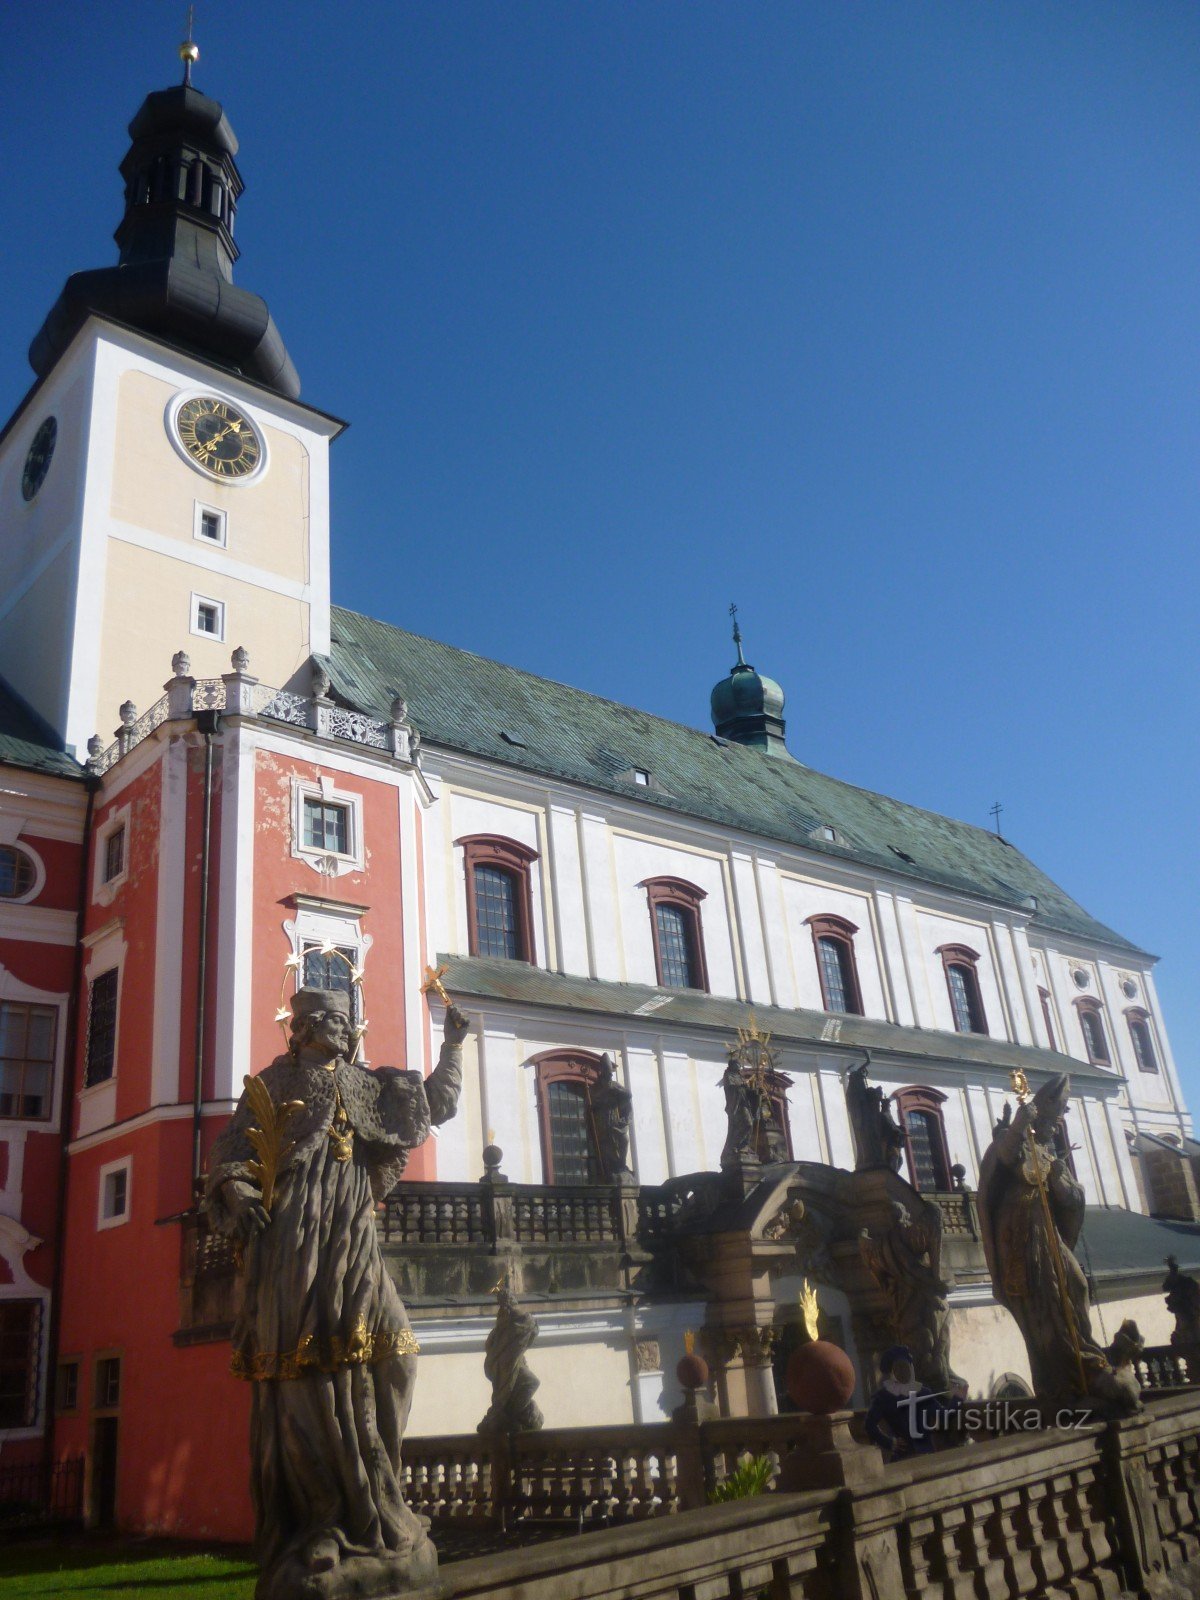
243,1074,304,1215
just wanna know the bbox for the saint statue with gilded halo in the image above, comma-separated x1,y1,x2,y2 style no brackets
205,986,468,1600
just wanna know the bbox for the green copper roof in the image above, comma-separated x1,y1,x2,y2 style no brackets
0,680,86,781
434,953,1120,1087
324,607,1144,956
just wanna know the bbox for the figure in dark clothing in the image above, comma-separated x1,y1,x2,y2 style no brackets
864,1345,963,1459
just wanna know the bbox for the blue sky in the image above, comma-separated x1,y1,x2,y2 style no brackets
3,4,1197,1102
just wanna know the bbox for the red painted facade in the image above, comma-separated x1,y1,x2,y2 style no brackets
0,719,433,1535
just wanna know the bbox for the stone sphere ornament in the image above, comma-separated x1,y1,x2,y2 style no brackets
785,1339,856,1414
676,1351,709,1392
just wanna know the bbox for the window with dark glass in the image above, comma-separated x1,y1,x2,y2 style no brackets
893,1087,952,1193
103,826,125,884
302,798,350,856
85,969,118,1086
301,944,360,1023
474,866,520,960
752,1075,793,1163
937,946,987,1034
459,836,538,964
0,1001,56,1120
1076,1001,1110,1066
806,916,863,1015
1039,987,1058,1050
643,878,709,992
654,903,697,988
95,1354,121,1409
1126,1010,1159,1074
545,1081,601,1184
533,1053,605,1184
0,846,35,900
56,1359,79,1413
0,1300,40,1429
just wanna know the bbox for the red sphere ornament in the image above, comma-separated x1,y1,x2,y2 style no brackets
676,1352,709,1391
785,1340,856,1414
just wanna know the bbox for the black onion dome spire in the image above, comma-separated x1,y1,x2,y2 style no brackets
710,606,790,758
29,78,299,399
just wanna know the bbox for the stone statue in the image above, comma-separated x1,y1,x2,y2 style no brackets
846,1063,904,1174
590,1053,634,1182
860,1199,954,1392
977,1074,1139,1416
720,1052,760,1168
478,1287,543,1433
205,987,469,1600
1163,1255,1200,1347
1107,1318,1145,1379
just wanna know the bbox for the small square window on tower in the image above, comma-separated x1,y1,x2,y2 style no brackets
302,796,351,856
103,826,125,884
97,1155,131,1230
194,504,227,546
191,594,225,641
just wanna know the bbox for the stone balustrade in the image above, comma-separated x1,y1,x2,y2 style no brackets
403,1392,1200,1600
86,650,417,776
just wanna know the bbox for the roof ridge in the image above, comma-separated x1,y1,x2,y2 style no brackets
332,604,1037,859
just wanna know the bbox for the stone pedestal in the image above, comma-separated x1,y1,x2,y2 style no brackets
777,1411,885,1492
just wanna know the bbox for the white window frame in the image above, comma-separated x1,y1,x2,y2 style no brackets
78,923,126,1138
97,1154,132,1231
291,776,365,879
190,593,226,642
93,804,131,906
193,502,228,548
283,898,373,1061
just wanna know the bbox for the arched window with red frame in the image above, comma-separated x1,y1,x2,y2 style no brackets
1075,998,1110,1066
642,877,709,991
936,944,988,1035
892,1085,952,1193
530,1051,605,1184
1125,1008,1159,1075
754,1070,794,1162
805,915,863,1015
458,835,538,964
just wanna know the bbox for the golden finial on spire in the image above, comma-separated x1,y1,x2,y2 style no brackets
179,5,200,85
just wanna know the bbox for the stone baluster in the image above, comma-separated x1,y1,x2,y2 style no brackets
116,701,138,756
308,661,334,738
222,645,259,717
166,650,195,719
388,693,411,761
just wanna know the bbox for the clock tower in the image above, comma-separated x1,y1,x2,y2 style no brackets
0,65,343,755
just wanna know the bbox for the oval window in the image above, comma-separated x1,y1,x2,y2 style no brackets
0,846,36,900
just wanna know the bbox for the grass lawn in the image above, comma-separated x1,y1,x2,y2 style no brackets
0,1536,256,1599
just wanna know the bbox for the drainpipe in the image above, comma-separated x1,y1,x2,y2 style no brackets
42,771,99,1467
191,712,220,1198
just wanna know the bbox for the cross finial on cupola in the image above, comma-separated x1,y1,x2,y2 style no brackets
179,6,200,86
729,602,748,669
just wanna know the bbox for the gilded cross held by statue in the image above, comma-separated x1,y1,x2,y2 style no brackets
421,964,452,1007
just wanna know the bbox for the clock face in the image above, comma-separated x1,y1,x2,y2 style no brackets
21,417,57,502
174,396,263,480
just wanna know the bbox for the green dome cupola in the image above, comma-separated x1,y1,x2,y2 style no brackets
710,608,789,757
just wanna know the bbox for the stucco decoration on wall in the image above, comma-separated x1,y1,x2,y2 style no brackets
0,1214,43,1293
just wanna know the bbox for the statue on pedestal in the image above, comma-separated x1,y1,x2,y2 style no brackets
205,988,469,1600
845,1062,904,1174
478,1285,543,1433
1163,1255,1200,1347
859,1199,954,1392
590,1053,634,1182
720,1021,789,1170
978,1072,1139,1416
